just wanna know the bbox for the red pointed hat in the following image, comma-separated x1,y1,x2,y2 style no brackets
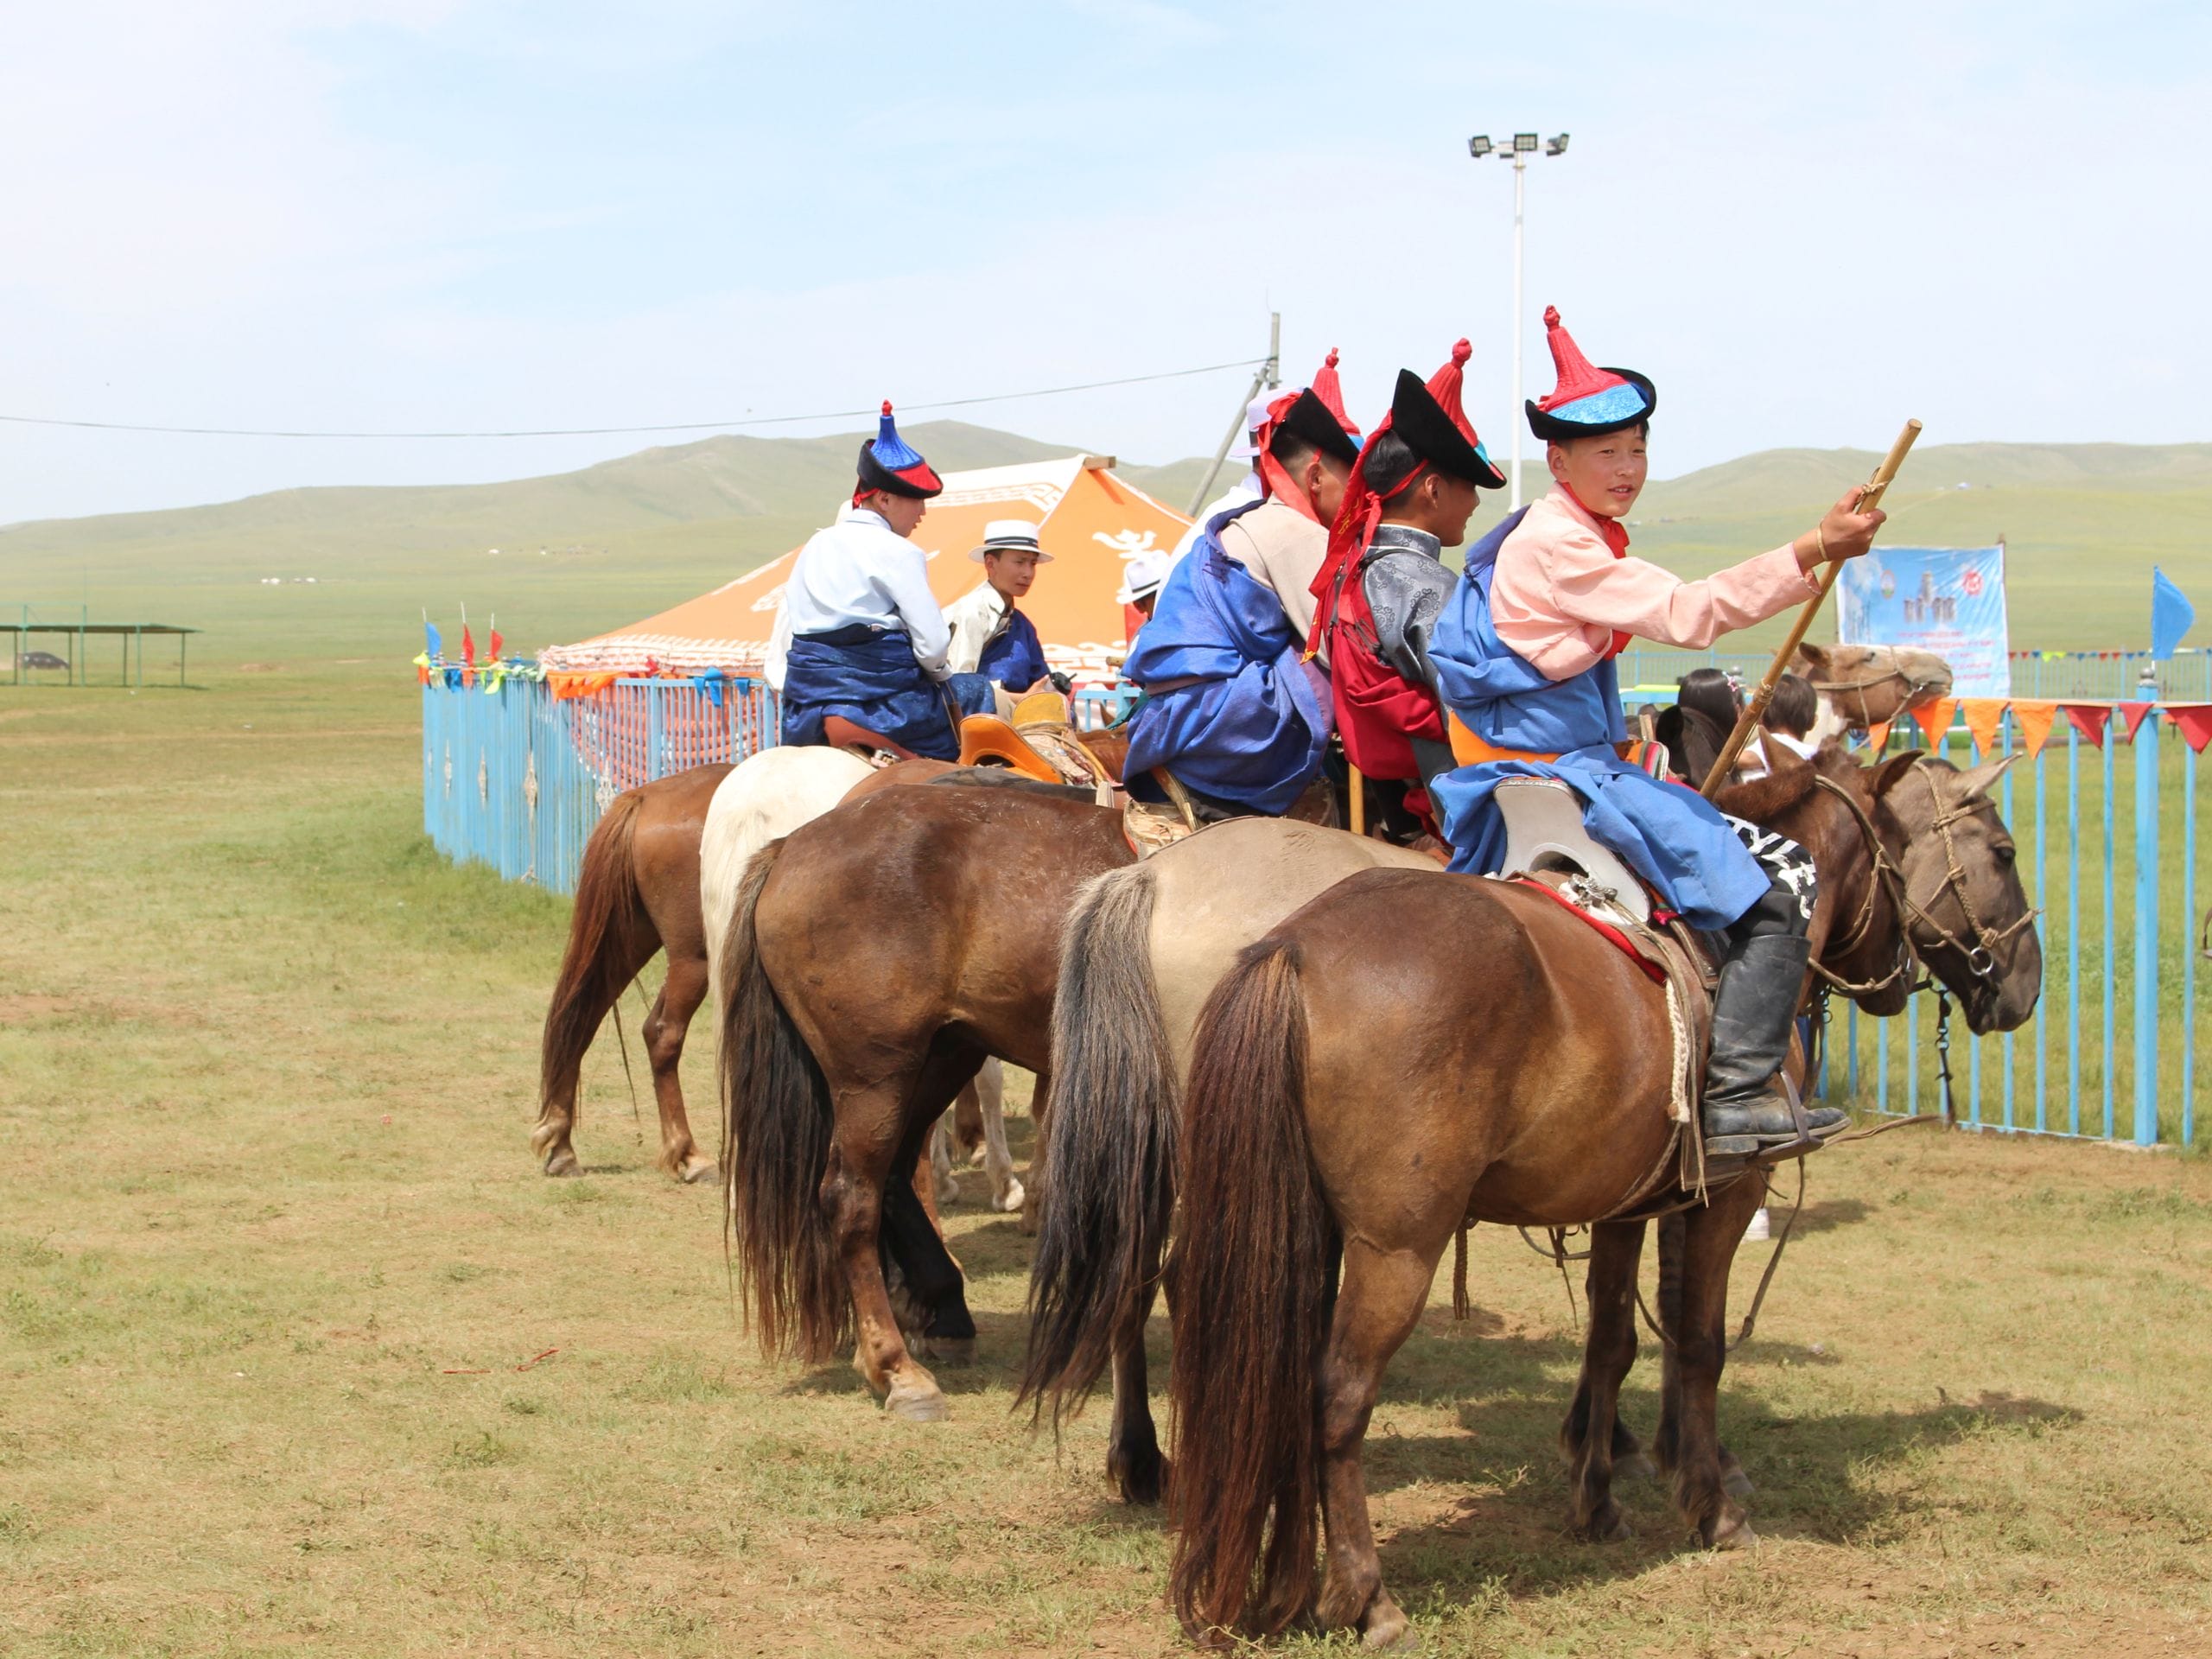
1388,339,1508,489
855,401,944,499
1265,348,1363,467
1527,307,1656,441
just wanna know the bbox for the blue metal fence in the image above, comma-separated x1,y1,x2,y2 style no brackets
1825,702,2206,1149
1618,644,2212,702
423,671,2205,1147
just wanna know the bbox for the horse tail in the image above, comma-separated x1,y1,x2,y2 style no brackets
1168,938,1332,1639
537,786,651,1137
1020,863,1178,1424
716,836,846,1363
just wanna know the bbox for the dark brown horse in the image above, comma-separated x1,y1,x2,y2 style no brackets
717,777,1133,1421
1030,747,2038,1644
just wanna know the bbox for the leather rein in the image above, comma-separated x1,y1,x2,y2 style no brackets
1805,664,1948,733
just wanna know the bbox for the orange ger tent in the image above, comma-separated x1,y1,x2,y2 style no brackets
542,454,1189,682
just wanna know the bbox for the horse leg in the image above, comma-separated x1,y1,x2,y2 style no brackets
1313,1239,1438,1648
951,1073,985,1160
1666,1173,1767,1548
1560,1219,1646,1542
928,1112,961,1207
1018,1065,1049,1236
641,954,716,1184
973,1057,1024,1213
824,1045,983,1421
1106,1275,1166,1505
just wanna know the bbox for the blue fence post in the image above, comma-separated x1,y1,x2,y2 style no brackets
2068,724,2082,1135
2134,710,2161,1144
2186,737,2199,1148
2102,728,2117,1139
2034,728,2048,1132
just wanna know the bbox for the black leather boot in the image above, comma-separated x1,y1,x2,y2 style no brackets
1701,932,1846,1158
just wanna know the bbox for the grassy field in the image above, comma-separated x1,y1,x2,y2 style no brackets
5,450,2212,1654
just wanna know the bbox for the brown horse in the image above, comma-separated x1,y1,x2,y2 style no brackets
1795,641,1951,741
533,719,1130,1183
1030,747,2038,1643
533,762,734,1182
716,777,1133,1421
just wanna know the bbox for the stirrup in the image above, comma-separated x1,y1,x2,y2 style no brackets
1704,1073,1843,1164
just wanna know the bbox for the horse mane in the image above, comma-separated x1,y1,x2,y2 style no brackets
926,767,1099,804
1707,742,1844,822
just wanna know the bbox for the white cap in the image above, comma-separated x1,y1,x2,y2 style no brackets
1226,386,1294,460
1116,550,1170,607
968,518,1052,563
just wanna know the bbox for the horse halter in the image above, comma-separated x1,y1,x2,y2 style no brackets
1807,664,1947,733
1903,762,2040,981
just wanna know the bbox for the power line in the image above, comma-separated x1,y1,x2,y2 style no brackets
0,357,1268,442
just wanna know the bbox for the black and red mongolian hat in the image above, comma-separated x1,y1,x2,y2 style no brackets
1268,349,1363,467
1524,306,1656,442
1389,340,1509,490
855,402,944,499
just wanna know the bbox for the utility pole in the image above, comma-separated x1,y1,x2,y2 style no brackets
1187,312,1281,517
1469,131,1570,510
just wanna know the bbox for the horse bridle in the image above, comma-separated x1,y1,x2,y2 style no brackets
1808,759,2041,994
1806,664,1949,733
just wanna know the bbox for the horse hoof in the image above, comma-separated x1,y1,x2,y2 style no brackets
677,1156,716,1185
1710,1518,1760,1551
884,1382,950,1422
1618,1451,1659,1482
1605,1515,1634,1543
1360,1598,1415,1650
1017,1205,1039,1237
1722,1467,1755,1500
992,1178,1026,1214
541,1148,580,1178
937,1174,962,1205
920,1337,975,1366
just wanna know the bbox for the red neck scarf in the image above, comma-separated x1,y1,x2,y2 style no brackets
1257,448,1322,524
1559,483,1633,658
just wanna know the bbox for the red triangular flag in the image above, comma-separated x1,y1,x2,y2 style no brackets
461,625,476,667
489,627,505,661
2063,703,2110,748
2116,701,2155,742
2010,699,2059,760
1911,696,1959,749
2171,704,2212,754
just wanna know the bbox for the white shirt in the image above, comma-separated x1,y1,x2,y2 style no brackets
943,580,1012,675
1736,726,1818,780
772,503,953,682
1169,470,1262,564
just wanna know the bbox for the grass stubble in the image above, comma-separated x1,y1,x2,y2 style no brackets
3,646,2212,1656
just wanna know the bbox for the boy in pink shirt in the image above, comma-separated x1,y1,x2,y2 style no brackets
1427,308,1885,1161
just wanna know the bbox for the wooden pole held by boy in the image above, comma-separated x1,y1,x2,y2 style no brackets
1700,419,1923,798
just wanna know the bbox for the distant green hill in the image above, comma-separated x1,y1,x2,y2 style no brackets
2,428,2206,666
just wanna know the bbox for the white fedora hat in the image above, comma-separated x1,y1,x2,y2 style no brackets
1115,550,1170,606
969,518,1051,563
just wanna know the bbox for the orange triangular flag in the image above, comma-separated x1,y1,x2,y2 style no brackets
2009,699,2058,760
1959,698,2006,757
1910,696,1960,750
1865,719,1891,753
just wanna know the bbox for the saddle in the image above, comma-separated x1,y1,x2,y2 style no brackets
823,715,920,769
956,694,1118,792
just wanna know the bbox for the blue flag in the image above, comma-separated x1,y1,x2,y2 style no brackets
2152,567,2196,661
425,620,443,659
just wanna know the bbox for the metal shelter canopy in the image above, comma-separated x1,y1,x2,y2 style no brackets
3,616,200,687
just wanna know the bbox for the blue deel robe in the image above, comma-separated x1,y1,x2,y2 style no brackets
1426,509,1770,931
779,624,995,760
1121,503,1332,815
977,606,1048,691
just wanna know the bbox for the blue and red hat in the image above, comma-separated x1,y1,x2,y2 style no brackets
855,401,944,500
1526,306,1656,442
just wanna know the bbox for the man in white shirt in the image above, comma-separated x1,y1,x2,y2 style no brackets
942,520,1055,691
773,403,995,758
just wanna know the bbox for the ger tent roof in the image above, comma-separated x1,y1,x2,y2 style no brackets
541,454,1189,680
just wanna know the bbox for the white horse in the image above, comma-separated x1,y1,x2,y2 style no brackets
698,746,1023,1214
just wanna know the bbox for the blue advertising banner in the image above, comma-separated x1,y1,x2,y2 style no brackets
1836,544,2010,698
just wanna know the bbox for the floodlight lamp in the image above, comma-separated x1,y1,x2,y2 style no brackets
1514,131,1539,152
1469,134,1493,158
1546,132,1570,156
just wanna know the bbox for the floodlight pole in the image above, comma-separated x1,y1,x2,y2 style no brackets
1510,149,1526,511
1470,132,1568,511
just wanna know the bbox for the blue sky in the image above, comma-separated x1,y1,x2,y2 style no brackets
3,1,2208,522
